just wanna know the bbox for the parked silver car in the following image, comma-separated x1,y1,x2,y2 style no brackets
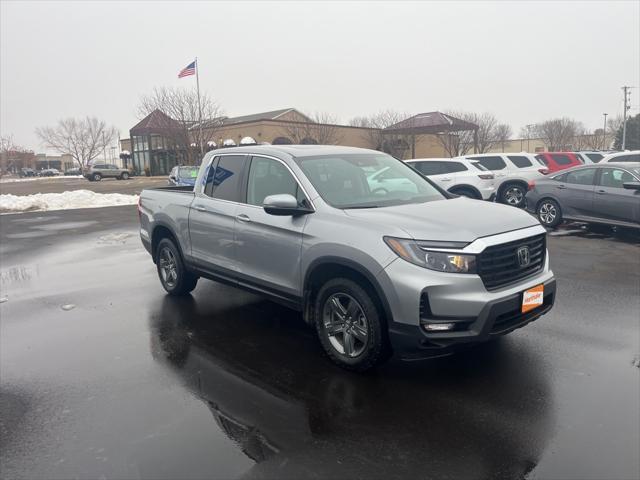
83,163,131,181
526,162,640,229
139,146,556,371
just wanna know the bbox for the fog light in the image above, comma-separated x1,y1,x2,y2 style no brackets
423,323,456,332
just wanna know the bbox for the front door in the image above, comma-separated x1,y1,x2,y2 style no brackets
591,167,640,224
189,154,248,275
234,155,309,300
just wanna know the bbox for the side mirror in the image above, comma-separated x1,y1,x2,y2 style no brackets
623,181,640,191
263,194,312,216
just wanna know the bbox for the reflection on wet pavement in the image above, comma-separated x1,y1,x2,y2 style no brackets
149,294,554,479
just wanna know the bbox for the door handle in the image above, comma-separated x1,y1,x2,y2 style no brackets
596,190,606,195
236,214,251,222
193,205,206,212
557,185,566,189
441,177,452,181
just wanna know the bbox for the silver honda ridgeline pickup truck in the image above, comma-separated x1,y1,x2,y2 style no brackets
139,146,556,371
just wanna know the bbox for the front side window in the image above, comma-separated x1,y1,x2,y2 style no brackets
565,168,596,186
246,156,304,206
508,155,533,168
204,155,246,201
586,153,604,163
470,161,489,171
550,154,574,165
299,153,444,209
535,155,549,166
469,156,507,170
599,168,635,188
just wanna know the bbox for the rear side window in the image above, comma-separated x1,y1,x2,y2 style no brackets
412,161,443,176
535,155,549,166
443,162,468,173
586,153,603,162
507,155,533,168
470,161,488,171
611,153,640,163
550,154,574,165
469,156,507,170
565,168,596,186
204,155,247,201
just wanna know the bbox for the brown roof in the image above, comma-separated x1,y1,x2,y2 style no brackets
385,112,478,134
130,110,182,135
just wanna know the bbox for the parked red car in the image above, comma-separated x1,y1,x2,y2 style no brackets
534,152,583,173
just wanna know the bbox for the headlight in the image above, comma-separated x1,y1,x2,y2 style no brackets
383,237,476,273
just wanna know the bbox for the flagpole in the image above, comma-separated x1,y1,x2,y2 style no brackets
195,57,203,156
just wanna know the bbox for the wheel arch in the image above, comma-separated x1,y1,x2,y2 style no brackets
448,184,482,199
151,223,185,264
303,257,394,327
497,178,528,195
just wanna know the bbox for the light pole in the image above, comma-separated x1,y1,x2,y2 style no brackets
602,113,608,150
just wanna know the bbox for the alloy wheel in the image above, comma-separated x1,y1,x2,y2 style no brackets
158,247,178,288
322,293,368,358
504,186,524,205
539,202,557,224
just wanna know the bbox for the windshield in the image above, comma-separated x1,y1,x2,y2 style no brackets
298,153,445,208
178,166,199,178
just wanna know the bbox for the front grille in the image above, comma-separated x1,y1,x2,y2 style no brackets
477,234,546,291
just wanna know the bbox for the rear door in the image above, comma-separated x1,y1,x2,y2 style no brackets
189,154,248,275
234,155,309,300
591,167,640,224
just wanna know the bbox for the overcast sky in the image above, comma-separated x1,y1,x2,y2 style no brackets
1,0,639,152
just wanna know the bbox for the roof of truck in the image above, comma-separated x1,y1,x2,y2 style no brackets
207,145,381,159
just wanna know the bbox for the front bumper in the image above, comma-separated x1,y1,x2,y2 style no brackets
388,278,556,360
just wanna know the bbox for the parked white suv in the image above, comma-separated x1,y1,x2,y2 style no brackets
457,153,547,207
601,150,640,163
405,158,496,200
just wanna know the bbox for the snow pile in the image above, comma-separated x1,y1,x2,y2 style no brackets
0,190,139,213
0,175,84,183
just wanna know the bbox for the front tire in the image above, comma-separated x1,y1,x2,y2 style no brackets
314,278,389,372
537,198,562,228
121,172,130,180
92,173,102,181
500,183,526,207
156,238,198,295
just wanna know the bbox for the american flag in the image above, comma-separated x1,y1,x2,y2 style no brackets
178,61,196,78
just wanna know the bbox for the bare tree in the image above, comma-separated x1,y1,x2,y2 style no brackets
534,118,582,151
137,86,224,164
607,114,624,148
434,110,478,157
495,123,513,152
36,117,117,168
282,112,343,145
348,110,416,158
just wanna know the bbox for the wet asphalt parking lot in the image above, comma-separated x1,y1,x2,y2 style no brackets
0,205,639,480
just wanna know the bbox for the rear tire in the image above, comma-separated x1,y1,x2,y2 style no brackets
314,278,389,372
121,172,130,180
156,238,198,295
92,173,102,181
537,198,562,228
500,183,526,207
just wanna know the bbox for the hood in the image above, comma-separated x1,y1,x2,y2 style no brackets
344,197,539,243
